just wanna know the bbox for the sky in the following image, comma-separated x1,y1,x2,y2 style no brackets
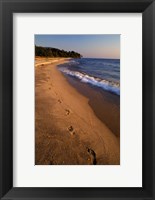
35,35,120,59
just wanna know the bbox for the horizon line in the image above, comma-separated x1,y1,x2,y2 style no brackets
35,45,120,60
82,57,120,60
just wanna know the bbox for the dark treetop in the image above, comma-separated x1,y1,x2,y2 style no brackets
35,46,82,58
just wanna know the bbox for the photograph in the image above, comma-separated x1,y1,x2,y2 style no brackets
35,34,120,165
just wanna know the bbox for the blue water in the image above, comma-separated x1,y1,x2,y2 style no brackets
58,58,120,95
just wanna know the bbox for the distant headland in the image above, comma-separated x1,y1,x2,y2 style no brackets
35,46,82,58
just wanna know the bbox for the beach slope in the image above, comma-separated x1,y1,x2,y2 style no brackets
35,57,120,165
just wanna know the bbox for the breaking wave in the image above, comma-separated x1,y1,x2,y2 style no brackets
58,67,120,95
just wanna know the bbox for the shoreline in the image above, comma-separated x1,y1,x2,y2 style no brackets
35,57,120,165
65,75,120,137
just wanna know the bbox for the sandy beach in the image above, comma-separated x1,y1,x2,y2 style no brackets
35,57,120,165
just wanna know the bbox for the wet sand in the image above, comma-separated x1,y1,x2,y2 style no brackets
65,76,120,137
35,57,120,165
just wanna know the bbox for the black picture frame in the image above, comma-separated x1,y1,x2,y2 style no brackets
0,0,155,199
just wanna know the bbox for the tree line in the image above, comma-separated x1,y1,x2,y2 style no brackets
35,46,82,58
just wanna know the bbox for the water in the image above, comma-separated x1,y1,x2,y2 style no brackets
58,58,120,96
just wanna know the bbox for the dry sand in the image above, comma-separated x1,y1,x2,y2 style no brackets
35,57,120,165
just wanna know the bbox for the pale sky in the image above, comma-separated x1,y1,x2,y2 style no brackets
35,34,120,59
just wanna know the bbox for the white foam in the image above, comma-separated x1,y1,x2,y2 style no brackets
58,67,120,95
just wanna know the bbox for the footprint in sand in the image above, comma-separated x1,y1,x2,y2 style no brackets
58,99,62,103
87,148,97,165
65,109,70,116
68,126,75,136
